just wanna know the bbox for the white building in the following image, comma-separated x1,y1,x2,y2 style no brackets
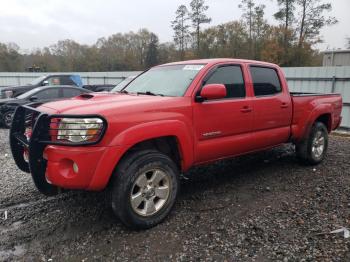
323,50,350,66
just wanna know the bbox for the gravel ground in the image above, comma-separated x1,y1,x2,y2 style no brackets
0,128,349,261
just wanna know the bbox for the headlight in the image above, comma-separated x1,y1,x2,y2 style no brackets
56,118,104,143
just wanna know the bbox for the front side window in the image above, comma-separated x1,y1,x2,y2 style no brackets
250,66,282,96
35,89,60,99
62,88,83,98
124,64,205,97
47,77,61,86
29,76,46,86
204,65,245,98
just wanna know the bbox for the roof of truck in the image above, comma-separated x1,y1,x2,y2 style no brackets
161,58,279,68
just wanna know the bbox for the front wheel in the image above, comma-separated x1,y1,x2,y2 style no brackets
296,122,329,165
2,111,14,128
111,150,179,229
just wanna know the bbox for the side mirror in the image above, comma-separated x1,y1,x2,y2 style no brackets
29,96,38,102
197,84,227,101
42,80,49,86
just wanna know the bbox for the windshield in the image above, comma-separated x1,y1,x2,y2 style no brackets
17,87,41,99
111,76,136,92
29,76,46,85
123,64,205,96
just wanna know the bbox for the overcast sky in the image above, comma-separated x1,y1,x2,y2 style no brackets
0,0,349,53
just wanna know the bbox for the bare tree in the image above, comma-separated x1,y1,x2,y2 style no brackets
239,0,255,56
189,0,211,55
252,4,268,59
171,5,191,60
297,0,337,47
274,0,296,64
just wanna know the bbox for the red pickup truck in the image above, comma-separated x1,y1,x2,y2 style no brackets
10,59,342,229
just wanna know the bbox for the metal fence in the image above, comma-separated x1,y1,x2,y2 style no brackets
0,67,349,129
0,71,140,87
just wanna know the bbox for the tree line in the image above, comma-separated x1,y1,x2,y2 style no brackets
0,0,341,72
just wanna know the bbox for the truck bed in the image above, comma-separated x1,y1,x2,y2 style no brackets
290,92,341,97
291,92,343,141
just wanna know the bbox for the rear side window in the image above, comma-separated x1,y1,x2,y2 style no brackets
205,65,245,98
250,66,282,96
60,76,76,86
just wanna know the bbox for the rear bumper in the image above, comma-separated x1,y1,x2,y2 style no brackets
44,145,121,190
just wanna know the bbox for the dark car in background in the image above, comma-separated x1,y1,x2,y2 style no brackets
0,85,90,128
0,74,83,99
110,76,137,92
84,84,116,92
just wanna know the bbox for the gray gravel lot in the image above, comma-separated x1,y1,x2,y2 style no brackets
0,127,349,261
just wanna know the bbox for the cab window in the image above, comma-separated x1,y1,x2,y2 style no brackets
204,65,245,99
250,66,282,96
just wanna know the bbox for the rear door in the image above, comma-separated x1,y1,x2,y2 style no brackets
193,64,254,163
248,65,292,148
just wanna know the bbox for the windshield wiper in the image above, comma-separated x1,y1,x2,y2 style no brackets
137,91,164,97
119,90,129,94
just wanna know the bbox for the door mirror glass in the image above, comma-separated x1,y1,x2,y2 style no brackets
29,96,38,102
199,84,227,101
42,80,49,86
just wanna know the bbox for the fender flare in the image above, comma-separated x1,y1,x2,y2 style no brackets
110,120,194,171
292,103,333,142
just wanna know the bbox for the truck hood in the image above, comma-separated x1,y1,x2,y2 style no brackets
0,85,33,91
38,92,186,116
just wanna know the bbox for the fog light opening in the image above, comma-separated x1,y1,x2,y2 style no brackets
73,162,79,174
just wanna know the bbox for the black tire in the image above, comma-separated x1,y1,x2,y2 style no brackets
296,122,328,165
2,111,14,129
111,150,179,229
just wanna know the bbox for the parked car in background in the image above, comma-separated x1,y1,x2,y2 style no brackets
0,85,90,128
0,74,84,98
9,59,342,229
83,84,116,92
111,76,137,92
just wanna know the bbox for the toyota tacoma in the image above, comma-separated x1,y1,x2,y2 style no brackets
10,59,343,229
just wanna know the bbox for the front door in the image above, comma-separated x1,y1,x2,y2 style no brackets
193,64,254,163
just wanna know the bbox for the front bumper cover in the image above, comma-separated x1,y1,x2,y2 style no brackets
9,105,107,196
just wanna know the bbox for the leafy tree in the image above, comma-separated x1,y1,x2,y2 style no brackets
0,43,22,71
171,5,191,60
200,21,250,59
189,0,211,56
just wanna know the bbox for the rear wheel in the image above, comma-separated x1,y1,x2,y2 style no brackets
111,150,179,229
296,122,328,165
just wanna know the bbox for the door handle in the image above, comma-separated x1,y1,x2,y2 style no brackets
240,106,252,113
281,103,289,108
